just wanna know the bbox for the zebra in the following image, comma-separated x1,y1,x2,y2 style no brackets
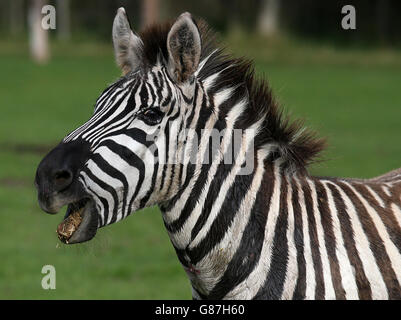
34,8,401,300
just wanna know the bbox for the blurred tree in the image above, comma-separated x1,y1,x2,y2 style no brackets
258,0,280,36
1,0,400,47
141,0,160,28
376,0,389,44
10,0,24,35
56,0,71,40
28,0,49,63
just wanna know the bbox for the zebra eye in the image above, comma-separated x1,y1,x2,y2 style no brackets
137,107,164,126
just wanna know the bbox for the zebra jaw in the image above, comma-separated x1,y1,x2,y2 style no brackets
56,198,98,244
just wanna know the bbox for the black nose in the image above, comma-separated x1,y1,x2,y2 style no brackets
35,140,90,212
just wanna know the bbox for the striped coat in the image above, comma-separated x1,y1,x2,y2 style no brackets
166,159,401,300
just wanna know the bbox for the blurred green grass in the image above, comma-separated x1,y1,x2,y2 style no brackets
0,37,400,299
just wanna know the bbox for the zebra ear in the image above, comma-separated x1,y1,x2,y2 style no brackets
167,12,201,83
112,7,143,75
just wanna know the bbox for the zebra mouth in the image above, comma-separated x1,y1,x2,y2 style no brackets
56,197,98,244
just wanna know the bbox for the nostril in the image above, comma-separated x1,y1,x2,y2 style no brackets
53,170,73,191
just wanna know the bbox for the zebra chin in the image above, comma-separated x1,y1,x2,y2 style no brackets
56,196,99,245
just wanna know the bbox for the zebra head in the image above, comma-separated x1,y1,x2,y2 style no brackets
35,8,203,244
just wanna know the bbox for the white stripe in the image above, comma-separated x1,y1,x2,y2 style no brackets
344,181,401,288
95,78,134,112
80,171,115,226
307,179,336,299
202,72,220,90
281,179,298,299
159,99,209,221
85,159,124,223
188,116,257,250
391,204,401,230
81,90,131,140
322,182,359,299
168,95,245,249
201,63,237,91
194,148,269,297
365,185,385,208
66,83,132,142
326,181,388,299
99,134,155,214
224,162,281,299
176,83,205,191
195,50,218,76
382,186,392,197
89,109,135,145
72,87,129,142
92,146,138,219
79,176,105,227
159,117,180,198
213,86,234,107
163,88,234,225
294,176,316,299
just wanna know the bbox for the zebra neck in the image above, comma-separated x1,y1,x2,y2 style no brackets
159,131,401,299
160,144,287,297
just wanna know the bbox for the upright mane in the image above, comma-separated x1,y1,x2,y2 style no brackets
137,17,326,172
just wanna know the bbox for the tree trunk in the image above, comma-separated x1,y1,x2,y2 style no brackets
28,0,50,63
376,0,389,44
141,0,159,28
56,0,71,40
258,0,280,36
10,0,24,35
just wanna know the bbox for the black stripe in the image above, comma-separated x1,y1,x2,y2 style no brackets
188,158,254,265
139,159,159,208
91,153,129,218
84,168,119,225
327,182,372,299
161,93,212,213
84,89,133,141
160,69,173,107
167,121,216,224
125,128,157,148
139,82,149,107
68,84,129,141
165,115,185,197
184,83,200,129
151,71,163,103
189,122,235,242
255,173,288,299
89,109,135,145
95,76,130,110
206,163,274,299
338,181,401,299
146,82,157,107
302,180,325,299
292,178,306,299
315,180,346,299
357,184,401,252
159,101,180,192
97,140,145,217
84,184,110,227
